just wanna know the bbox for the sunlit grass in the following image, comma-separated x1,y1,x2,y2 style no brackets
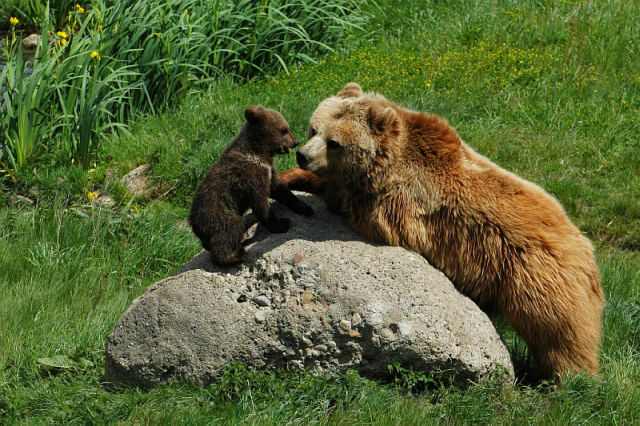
1,0,639,423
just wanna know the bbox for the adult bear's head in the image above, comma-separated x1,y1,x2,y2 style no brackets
296,83,403,186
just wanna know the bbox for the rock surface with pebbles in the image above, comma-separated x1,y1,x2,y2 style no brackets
104,193,514,387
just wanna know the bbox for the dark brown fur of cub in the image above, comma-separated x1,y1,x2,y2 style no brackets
190,106,312,265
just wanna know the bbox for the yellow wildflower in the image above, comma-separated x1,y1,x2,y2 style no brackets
57,31,69,38
427,82,431,88
10,17,19,26
114,24,118,32
88,192,98,203
90,50,100,60
60,39,68,46
98,24,102,31
76,4,85,13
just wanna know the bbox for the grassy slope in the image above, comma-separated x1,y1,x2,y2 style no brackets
2,0,639,423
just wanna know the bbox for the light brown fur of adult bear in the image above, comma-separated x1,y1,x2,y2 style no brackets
280,83,604,379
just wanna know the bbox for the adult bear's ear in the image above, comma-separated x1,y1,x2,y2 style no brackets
367,103,399,135
245,105,265,124
336,82,363,99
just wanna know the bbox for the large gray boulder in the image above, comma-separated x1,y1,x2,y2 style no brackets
105,193,514,387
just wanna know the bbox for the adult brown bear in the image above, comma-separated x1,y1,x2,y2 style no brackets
280,83,603,379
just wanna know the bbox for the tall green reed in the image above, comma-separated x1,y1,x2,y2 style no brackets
51,7,142,169
3,0,78,30
1,15,56,174
0,0,372,174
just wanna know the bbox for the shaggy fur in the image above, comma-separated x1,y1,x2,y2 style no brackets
190,106,312,265
280,83,604,379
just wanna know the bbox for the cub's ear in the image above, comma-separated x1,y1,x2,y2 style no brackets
245,105,265,124
336,82,363,99
367,103,399,134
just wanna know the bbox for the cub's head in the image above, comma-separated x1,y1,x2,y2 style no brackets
296,83,402,182
244,105,298,155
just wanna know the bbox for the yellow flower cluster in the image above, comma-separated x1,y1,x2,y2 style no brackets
76,4,85,13
10,17,19,26
90,50,101,60
55,30,69,46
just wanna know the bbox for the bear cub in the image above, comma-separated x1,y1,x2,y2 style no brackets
190,106,313,265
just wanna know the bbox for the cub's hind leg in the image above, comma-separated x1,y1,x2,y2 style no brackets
208,214,246,266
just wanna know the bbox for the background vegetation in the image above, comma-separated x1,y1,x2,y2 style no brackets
1,0,639,423
1,0,368,172
1,0,76,31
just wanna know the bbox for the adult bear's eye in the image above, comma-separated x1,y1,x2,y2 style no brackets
308,127,317,139
326,138,340,149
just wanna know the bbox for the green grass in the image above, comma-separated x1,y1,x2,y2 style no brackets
1,0,640,423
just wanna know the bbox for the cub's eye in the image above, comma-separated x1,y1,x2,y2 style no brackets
326,138,340,149
308,127,317,138
281,128,289,135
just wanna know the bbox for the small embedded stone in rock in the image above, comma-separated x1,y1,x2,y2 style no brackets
293,253,306,264
253,295,271,307
255,309,270,323
351,313,362,327
314,344,328,353
301,289,313,304
320,314,330,329
339,319,352,332
305,348,321,357
379,328,395,340
397,322,412,337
